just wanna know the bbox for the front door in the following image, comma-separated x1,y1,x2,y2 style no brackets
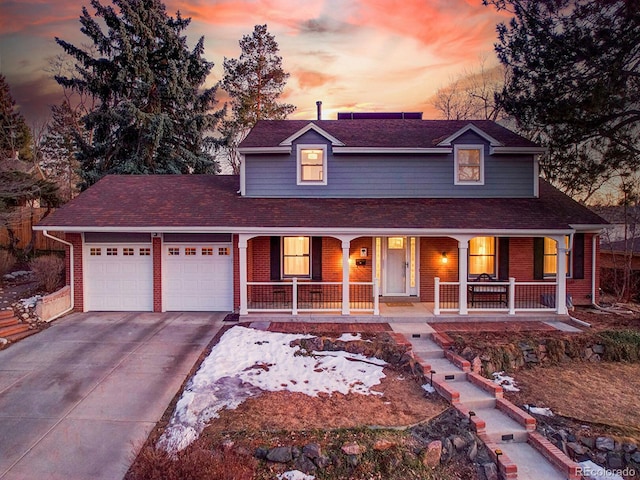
385,237,407,295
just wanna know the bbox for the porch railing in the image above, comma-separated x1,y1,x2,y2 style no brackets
246,278,379,315
434,277,558,315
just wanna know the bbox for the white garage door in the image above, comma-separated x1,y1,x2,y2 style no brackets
163,243,233,311
84,245,153,311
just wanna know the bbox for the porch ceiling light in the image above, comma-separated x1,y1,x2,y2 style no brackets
441,252,448,264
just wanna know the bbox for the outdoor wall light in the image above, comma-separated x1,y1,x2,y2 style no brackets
441,252,448,264
360,247,368,257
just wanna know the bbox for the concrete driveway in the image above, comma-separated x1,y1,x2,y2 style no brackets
0,312,226,480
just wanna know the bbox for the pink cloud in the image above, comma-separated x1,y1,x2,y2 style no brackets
294,69,339,89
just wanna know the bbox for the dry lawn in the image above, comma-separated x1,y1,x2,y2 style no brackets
507,362,640,439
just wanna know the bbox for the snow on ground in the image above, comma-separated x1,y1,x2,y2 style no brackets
524,404,553,417
158,325,387,452
337,332,362,342
421,383,436,394
578,460,624,480
19,295,42,308
277,471,316,480
492,371,520,392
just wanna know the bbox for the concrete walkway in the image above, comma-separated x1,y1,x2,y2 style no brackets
0,312,225,480
392,323,578,480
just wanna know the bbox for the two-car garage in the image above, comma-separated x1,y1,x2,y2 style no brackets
83,233,233,312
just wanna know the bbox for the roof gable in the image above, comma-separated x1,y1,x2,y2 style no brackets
278,122,345,146
436,123,503,147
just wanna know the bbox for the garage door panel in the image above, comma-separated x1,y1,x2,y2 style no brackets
164,243,233,311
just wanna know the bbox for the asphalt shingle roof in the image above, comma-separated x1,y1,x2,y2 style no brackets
37,175,607,231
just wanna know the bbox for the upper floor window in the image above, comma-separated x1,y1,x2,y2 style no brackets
469,236,495,276
454,145,484,185
544,236,571,277
297,145,327,185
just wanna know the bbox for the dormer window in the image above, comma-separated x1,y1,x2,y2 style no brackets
297,145,327,185
454,145,484,185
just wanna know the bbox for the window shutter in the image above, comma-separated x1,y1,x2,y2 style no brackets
311,237,322,280
533,237,544,280
573,233,585,279
270,236,281,280
498,237,510,280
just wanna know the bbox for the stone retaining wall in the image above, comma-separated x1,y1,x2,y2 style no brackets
35,286,71,322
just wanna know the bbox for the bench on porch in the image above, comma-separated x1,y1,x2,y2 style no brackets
468,273,508,307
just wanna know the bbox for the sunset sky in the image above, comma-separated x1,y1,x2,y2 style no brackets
0,0,510,125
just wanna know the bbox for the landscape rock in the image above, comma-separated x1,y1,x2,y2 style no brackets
373,439,395,451
341,442,365,456
622,442,637,454
254,447,268,460
346,454,359,467
567,442,589,460
592,344,605,354
452,435,467,451
314,455,331,469
607,452,624,469
422,440,442,468
267,446,293,463
631,451,640,464
467,440,478,461
596,437,615,452
483,462,498,480
294,454,317,474
579,436,596,450
302,443,322,459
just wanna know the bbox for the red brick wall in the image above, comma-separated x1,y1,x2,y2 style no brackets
249,236,271,282
349,237,373,282
152,236,162,312
322,237,342,281
508,237,534,280
420,237,459,302
66,233,83,312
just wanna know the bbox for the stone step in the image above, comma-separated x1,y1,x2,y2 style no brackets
5,328,38,342
0,323,30,338
0,309,16,320
499,442,566,480
408,336,444,359
0,317,19,328
474,407,529,443
454,381,497,410
425,357,467,382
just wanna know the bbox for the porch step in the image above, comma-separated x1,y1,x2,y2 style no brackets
499,442,566,480
455,381,497,410
0,309,16,320
408,336,444,359
5,328,38,342
0,323,30,339
424,357,466,382
474,407,529,443
0,316,19,328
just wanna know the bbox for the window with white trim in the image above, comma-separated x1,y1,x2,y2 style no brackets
454,145,484,185
297,145,327,185
282,236,310,277
469,236,496,276
544,236,571,277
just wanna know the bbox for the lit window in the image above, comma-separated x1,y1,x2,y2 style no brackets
387,237,404,249
168,248,180,256
139,248,151,256
107,248,118,256
218,247,230,256
283,236,310,277
90,248,101,256
297,145,327,185
185,247,196,256
454,145,484,185
123,248,134,256
544,236,570,277
469,237,495,276
202,247,213,256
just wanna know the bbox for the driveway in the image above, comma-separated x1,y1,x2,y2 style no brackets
0,312,225,480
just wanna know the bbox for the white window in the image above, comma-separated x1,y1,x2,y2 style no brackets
107,248,118,256
454,145,484,185
185,247,196,256
297,145,327,185
218,247,230,256
544,236,571,277
469,236,496,276
123,248,134,256
139,248,151,256
168,248,180,256
90,248,101,256
283,236,310,277
202,247,214,256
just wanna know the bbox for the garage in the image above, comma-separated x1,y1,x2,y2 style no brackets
163,242,233,311
84,235,153,311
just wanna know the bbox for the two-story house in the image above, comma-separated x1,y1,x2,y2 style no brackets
35,114,607,318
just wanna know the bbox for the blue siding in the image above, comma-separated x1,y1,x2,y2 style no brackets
244,130,535,198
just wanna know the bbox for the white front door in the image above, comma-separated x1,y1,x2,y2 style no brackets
385,237,407,295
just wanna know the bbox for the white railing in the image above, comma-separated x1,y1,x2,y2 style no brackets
434,277,558,315
246,278,379,315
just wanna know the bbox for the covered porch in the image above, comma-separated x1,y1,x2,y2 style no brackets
236,231,593,318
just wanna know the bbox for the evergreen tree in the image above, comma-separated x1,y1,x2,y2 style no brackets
55,0,223,187
222,24,295,174
485,0,640,202
0,75,32,163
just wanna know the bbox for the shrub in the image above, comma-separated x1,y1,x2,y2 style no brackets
29,255,65,292
0,249,16,276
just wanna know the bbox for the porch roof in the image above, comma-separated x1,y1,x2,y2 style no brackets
37,175,607,233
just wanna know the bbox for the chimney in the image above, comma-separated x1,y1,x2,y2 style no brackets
316,101,322,120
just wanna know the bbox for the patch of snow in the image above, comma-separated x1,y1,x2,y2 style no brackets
158,326,387,452
277,471,315,480
336,332,362,342
578,460,624,480
492,371,520,392
524,404,553,417
421,383,436,394
19,295,42,308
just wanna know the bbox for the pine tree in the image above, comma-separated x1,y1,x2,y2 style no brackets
222,24,295,174
55,0,223,187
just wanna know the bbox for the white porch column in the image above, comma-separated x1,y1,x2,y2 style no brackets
238,235,248,315
458,239,469,315
342,240,351,315
556,239,568,315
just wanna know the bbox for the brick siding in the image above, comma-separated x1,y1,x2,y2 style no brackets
66,232,84,312
152,236,162,312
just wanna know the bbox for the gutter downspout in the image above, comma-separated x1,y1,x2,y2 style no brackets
42,230,74,321
592,233,598,306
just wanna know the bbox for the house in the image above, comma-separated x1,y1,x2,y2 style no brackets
34,114,608,318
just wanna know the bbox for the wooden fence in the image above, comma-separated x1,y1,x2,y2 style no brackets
0,207,65,252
